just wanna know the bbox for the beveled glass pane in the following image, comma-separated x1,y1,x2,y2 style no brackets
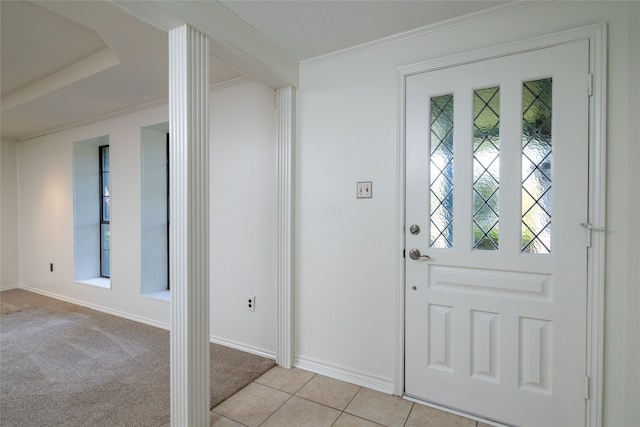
522,78,552,254
430,94,454,248
473,87,500,250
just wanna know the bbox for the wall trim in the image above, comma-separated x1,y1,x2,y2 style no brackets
18,285,171,330
10,285,276,361
395,23,607,427
294,355,394,394
18,76,252,142
210,336,276,361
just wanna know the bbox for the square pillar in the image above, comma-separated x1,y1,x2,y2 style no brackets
168,24,210,427
276,86,295,368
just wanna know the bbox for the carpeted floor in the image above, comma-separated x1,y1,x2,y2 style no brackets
0,289,275,426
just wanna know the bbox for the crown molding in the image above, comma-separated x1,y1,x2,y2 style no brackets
17,76,254,142
301,1,545,67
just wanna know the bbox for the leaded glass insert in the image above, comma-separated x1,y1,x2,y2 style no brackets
473,87,500,250
430,94,454,248
522,78,552,254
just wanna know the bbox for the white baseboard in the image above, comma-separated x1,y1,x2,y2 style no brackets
294,355,394,395
0,284,20,291
17,285,171,331
12,285,277,362
12,286,390,388
210,336,276,361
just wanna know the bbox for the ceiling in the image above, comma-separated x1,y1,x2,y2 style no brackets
220,1,506,61
1,0,506,140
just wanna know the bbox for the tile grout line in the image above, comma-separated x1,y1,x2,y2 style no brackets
329,384,364,426
401,402,416,427
213,370,429,427
256,372,318,426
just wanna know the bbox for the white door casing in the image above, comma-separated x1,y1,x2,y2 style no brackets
399,25,607,427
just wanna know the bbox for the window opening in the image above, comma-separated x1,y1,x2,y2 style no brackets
140,123,169,296
166,133,170,290
99,145,111,277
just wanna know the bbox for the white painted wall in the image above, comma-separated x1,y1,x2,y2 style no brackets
1,137,19,289
624,1,640,423
295,1,639,425
16,79,278,356
210,80,278,356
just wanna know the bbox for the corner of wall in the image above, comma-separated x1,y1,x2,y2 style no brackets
0,137,20,289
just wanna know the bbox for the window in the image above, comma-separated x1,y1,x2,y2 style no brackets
99,145,111,277
73,135,110,287
141,123,169,297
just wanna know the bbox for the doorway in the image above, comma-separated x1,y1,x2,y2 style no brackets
400,30,605,426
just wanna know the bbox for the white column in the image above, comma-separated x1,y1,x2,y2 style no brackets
276,86,295,368
169,25,210,427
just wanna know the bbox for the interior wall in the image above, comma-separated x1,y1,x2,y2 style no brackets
295,1,639,424
210,80,278,355
16,78,278,356
1,137,19,289
624,2,640,424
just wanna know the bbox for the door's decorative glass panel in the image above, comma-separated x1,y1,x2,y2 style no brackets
473,87,500,250
430,94,454,248
522,79,552,254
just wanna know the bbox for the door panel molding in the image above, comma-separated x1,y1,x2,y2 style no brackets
394,23,606,427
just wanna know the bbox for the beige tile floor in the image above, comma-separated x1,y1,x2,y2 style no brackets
211,366,493,427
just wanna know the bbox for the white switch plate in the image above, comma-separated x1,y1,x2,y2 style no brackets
357,181,372,199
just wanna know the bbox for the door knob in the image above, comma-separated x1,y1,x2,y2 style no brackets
409,248,430,260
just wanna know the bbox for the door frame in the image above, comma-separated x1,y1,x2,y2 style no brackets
394,23,607,427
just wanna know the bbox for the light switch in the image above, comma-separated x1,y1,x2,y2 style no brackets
357,181,372,199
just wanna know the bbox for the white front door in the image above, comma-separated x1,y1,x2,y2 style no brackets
405,40,590,427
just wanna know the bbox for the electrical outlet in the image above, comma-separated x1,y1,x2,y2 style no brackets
357,181,372,199
247,296,255,312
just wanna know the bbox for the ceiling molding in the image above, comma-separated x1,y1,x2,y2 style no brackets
17,75,254,142
111,0,299,88
1,48,120,112
17,95,166,142
301,1,543,67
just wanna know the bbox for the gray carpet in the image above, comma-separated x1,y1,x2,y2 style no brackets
0,289,275,426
